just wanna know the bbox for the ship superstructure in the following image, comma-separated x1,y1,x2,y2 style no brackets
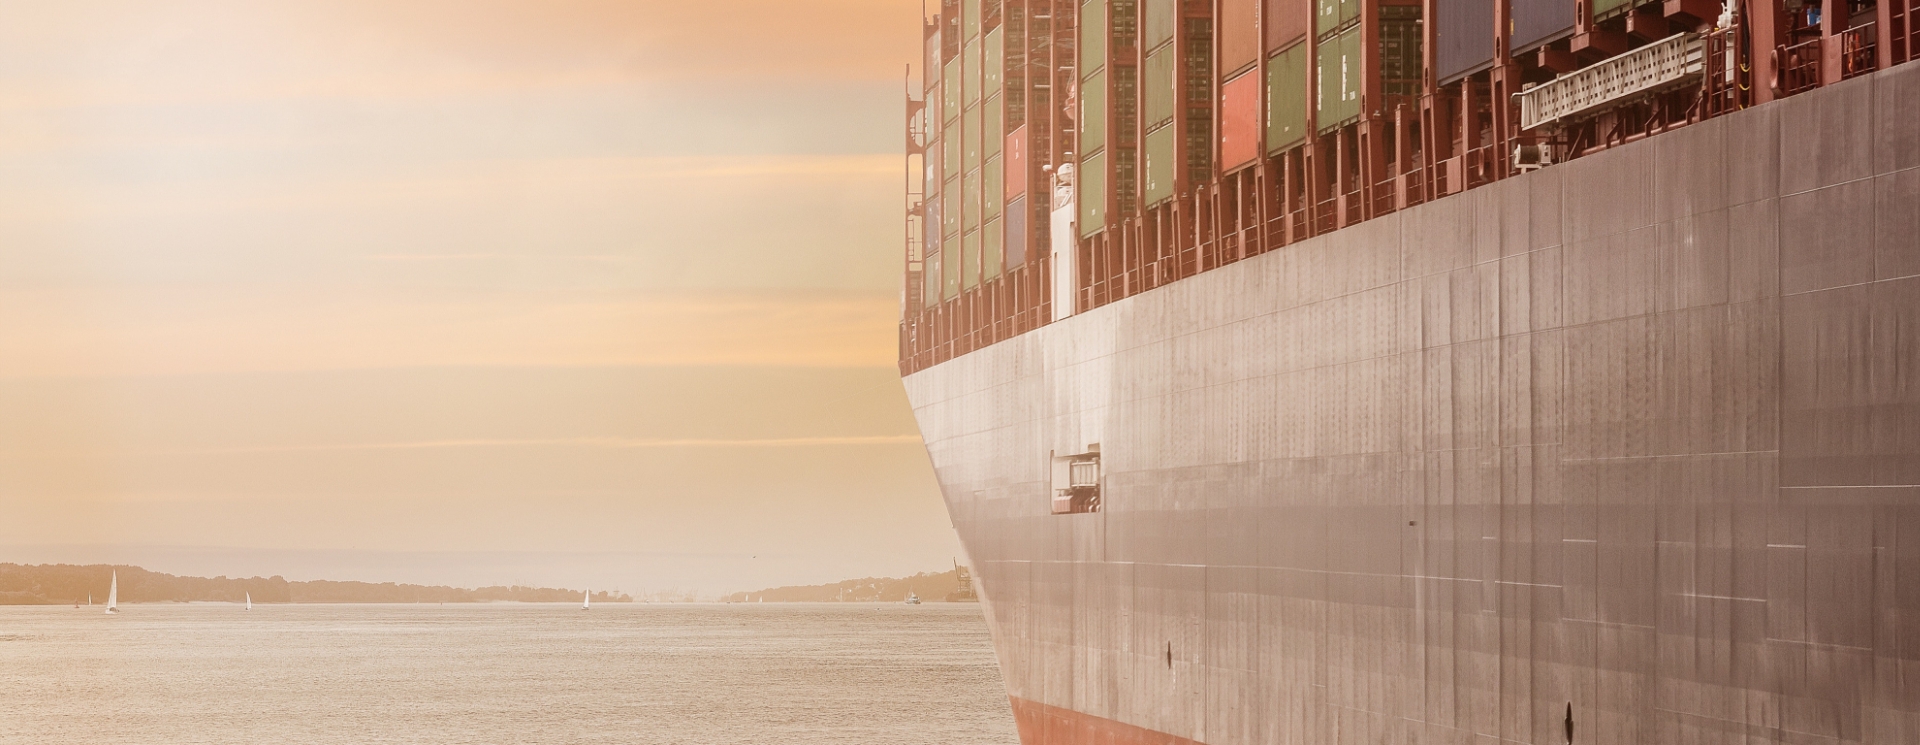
902,2,1920,745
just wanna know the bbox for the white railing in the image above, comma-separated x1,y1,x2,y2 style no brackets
1517,33,1704,130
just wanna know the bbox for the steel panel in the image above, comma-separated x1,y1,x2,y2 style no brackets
1436,0,1496,82
1222,71,1262,169
1267,43,1309,151
1511,0,1576,52
1222,0,1261,77
1145,124,1176,205
1080,150,1108,237
1266,0,1309,51
963,0,980,39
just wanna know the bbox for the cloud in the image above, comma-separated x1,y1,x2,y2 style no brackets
0,287,902,378
0,0,924,113
13,435,924,458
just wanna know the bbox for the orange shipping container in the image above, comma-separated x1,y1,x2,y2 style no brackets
1264,0,1309,51
1221,0,1260,77
1006,126,1028,199
1220,72,1261,170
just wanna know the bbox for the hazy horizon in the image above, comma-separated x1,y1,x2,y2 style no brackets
0,0,953,596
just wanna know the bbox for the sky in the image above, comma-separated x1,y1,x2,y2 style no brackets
0,0,950,597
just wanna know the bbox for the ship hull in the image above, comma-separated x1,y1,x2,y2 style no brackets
905,69,1920,745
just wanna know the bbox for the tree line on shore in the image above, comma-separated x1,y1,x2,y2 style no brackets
0,563,632,605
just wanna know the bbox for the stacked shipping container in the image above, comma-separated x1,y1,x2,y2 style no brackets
901,0,1920,374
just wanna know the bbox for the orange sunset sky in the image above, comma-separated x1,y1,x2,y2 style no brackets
0,1,946,595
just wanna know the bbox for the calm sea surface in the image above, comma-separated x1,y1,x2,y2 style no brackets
0,603,1019,745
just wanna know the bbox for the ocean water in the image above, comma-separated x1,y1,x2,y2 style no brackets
0,603,1019,745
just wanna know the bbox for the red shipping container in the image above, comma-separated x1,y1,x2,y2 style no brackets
1221,72,1261,170
1265,0,1309,51
1006,125,1028,199
1221,0,1260,77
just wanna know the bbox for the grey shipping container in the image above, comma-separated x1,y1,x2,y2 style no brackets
1435,0,1495,82
1511,0,1575,52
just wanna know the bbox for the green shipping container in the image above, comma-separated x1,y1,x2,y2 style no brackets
964,39,981,107
1592,0,1630,18
985,156,1004,220
1079,151,1107,237
943,58,960,124
964,167,981,231
1267,44,1308,152
1081,0,1107,75
943,176,960,237
943,232,961,299
944,124,961,182
1143,45,1176,129
1144,0,1176,50
962,230,981,289
983,217,1003,280
1144,124,1175,205
1316,0,1359,38
925,247,941,307
965,105,981,172
1081,69,1107,155
1316,27,1361,133
985,95,1003,158
985,28,1003,97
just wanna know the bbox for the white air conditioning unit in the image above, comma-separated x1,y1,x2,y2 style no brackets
1513,143,1553,171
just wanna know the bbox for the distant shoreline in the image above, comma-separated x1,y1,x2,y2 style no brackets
724,567,979,603
0,563,633,606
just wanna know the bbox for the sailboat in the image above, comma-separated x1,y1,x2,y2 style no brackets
245,593,252,611
105,571,118,614
582,588,590,611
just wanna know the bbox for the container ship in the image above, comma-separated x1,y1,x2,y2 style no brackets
898,1,1919,744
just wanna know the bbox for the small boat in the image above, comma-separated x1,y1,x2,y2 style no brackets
105,571,118,615
905,592,921,605
582,588,591,611
245,593,252,611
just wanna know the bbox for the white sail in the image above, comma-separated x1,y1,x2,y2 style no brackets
582,588,590,610
105,571,118,614
246,592,252,611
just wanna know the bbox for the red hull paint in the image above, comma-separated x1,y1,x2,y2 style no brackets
1010,698,1204,745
